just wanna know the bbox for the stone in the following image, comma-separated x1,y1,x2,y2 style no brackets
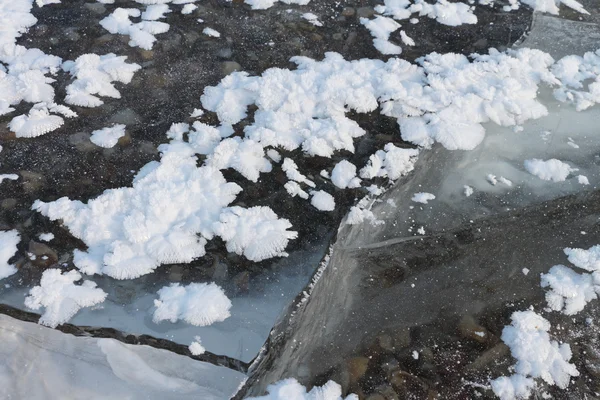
69,132,97,152
19,171,45,193
356,7,376,18
222,61,242,76
233,271,250,294
84,2,106,14
27,241,58,268
342,7,356,17
347,356,370,385
458,315,489,344
466,343,509,371
1,198,17,210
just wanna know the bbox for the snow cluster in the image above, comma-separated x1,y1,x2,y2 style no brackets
63,53,140,107
100,8,170,50
491,311,579,399
552,50,600,111
310,190,335,211
524,158,577,182
0,173,18,184
152,282,231,326
24,269,107,328
90,124,126,148
359,144,419,181
331,160,361,189
541,245,600,315
33,122,297,279
189,336,205,355
411,192,435,204
0,230,20,280
242,0,310,11
247,378,357,400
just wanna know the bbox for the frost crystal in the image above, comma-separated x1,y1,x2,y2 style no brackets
24,269,107,328
310,190,335,211
411,192,435,204
90,124,126,148
153,282,231,326
248,378,357,400
331,160,361,189
524,158,577,182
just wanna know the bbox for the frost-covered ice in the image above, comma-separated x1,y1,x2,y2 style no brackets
0,230,19,280
411,192,435,204
24,269,107,328
247,378,357,400
0,314,244,399
524,158,577,182
153,282,231,326
90,124,126,148
491,311,579,399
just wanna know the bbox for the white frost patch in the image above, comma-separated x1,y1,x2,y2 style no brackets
9,103,71,138
491,311,579,399
346,206,380,225
189,336,205,355
524,158,577,182
520,0,588,15
243,0,311,11
153,282,231,326
400,30,415,46
141,4,171,20
464,185,474,197
284,181,309,199
310,190,335,211
181,4,197,14
302,13,322,27
0,230,20,280
360,16,402,55
213,206,298,261
203,27,221,38
577,175,589,185
24,269,107,328
247,378,357,400
0,174,18,184
63,53,141,107
39,232,54,242
331,160,361,189
100,8,170,50
206,137,272,182
541,264,596,315
282,158,315,187
411,192,435,204
90,124,126,148
360,144,419,181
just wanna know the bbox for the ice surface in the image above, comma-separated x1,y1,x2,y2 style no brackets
0,314,244,399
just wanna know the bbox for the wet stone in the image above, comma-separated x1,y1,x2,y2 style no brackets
69,132,97,152
458,315,489,344
27,241,58,268
356,7,376,18
1,198,17,210
233,270,250,294
84,2,106,14
222,61,242,76
19,171,45,194
341,7,355,17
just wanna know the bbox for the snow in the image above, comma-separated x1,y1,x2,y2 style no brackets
302,13,322,27
541,264,596,315
9,104,67,137
38,232,54,242
24,269,107,328
0,174,18,183
0,230,20,280
411,192,435,204
243,0,311,11
63,53,141,107
346,206,379,225
153,282,231,326
331,160,361,189
520,0,588,15
181,3,196,14
310,190,335,211
90,124,126,148
206,137,272,182
189,336,205,355
285,181,309,199
100,8,170,50
360,144,419,181
491,310,579,399
247,378,358,400
203,27,221,38
141,4,171,20
524,158,577,182
360,16,402,55
464,185,474,197
0,314,244,399
282,158,315,187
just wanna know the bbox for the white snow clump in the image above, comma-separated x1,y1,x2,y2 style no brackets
189,336,205,355
90,124,126,148
411,192,435,204
310,190,335,211
24,269,107,328
331,160,361,189
100,8,170,50
153,282,231,326
247,378,357,400
524,158,577,182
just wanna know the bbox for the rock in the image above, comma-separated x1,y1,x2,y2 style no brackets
27,241,58,268
366,394,385,400
332,33,344,41
19,171,45,193
392,327,411,349
356,7,376,18
466,343,509,371
217,48,233,59
84,2,106,14
347,356,370,386
117,132,132,147
1,198,17,210
212,258,228,282
375,385,399,400
458,315,489,344
233,271,250,294
342,7,356,17
69,132,97,152
110,109,141,126
222,61,242,76
138,140,159,155
378,334,394,352
63,28,80,42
